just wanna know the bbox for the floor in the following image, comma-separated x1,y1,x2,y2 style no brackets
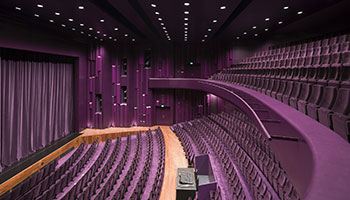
80,125,188,200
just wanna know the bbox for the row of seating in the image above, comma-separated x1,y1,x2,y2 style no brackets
172,111,300,200
1,129,167,200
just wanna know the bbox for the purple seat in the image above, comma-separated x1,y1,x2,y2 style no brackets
298,85,324,115
282,82,301,105
330,88,350,141
277,81,293,102
290,83,312,109
318,87,343,128
307,86,337,121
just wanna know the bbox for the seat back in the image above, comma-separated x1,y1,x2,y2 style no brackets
298,83,312,101
308,85,324,104
332,88,350,115
319,86,337,109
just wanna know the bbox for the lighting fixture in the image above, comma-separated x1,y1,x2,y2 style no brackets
109,37,112,39
220,6,226,10
72,28,76,31
68,18,74,22
278,21,283,24
80,23,84,26
34,14,39,17
100,39,103,41
103,34,107,37
265,18,270,21
155,12,160,15
283,6,289,10
61,24,66,27
252,26,257,29
213,19,217,23
100,19,104,22
162,27,166,30
81,31,84,34
88,34,91,37
89,27,93,30
236,37,240,39
78,6,84,10
297,11,303,15
184,18,188,21
151,4,156,8
185,27,188,30
49,19,54,23
204,35,208,38
124,33,128,37
184,3,190,6
184,23,188,26
97,31,100,34
254,34,258,36
158,18,162,21
202,39,205,42
184,11,189,14
15,7,21,11
114,27,118,31
37,4,43,8
132,39,135,41
208,28,212,31
265,28,269,31
243,32,247,35
114,39,117,41
55,12,60,16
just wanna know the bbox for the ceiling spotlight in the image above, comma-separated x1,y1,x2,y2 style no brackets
78,6,84,10
184,11,189,14
124,33,128,37
72,28,76,31
204,35,208,38
184,31,188,33
265,28,269,31
165,30,168,33
89,27,93,30
15,7,21,11
81,31,84,34
252,26,257,29
37,4,44,8
283,6,289,10
243,32,247,35
184,3,190,6
184,23,188,26
61,24,66,27
220,6,226,10
162,27,166,29
184,18,188,21
80,23,84,26
236,37,240,39
103,34,107,37
265,18,270,21
114,39,117,41
34,14,39,17
109,36,112,39
151,4,156,8
254,34,258,36
100,19,104,22
278,21,283,24
55,12,60,16
49,19,54,23
158,18,162,21
97,31,100,34
95,36,97,39
208,28,212,32
185,27,188,30
88,34,91,37
114,27,118,31
160,23,164,25
132,39,135,41
100,39,103,41
297,11,303,15
68,18,74,22
213,19,217,23
202,39,205,42
155,12,160,15
185,34,188,36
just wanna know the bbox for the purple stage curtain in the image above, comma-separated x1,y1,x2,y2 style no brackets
0,50,74,171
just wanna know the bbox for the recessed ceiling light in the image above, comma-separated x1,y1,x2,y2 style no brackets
220,6,226,10
155,12,160,15
254,34,258,36
61,24,66,27
125,33,128,37
158,18,162,21
114,39,117,41
151,4,156,8
213,19,217,23
114,27,118,31
184,31,188,33
204,35,208,38
208,28,212,31
184,23,188,26
283,6,289,10
184,11,189,14
78,6,84,10
162,27,166,30
184,18,188,21
94,36,98,39
89,27,93,30
202,39,205,42
80,23,84,26
160,23,164,26
252,26,257,29
243,32,247,35
68,18,74,22
97,31,100,34
103,34,107,37
55,12,60,16
236,37,240,39
109,37,112,39
34,14,39,17
297,11,303,15
72,28,76,31
132,39,135,41
184,3,190,6
81,31,84,34
185,34,188,36
100,39,103,41
15,7,21,11
88,34,91,37
278,21,283,24
265,28,269,31
100,19,104,22
165,30,168,33
49,19,54,23
265,18,270,21
184,27,188,30
37,4,43,8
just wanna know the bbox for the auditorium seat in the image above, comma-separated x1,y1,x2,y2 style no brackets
298,84,324,114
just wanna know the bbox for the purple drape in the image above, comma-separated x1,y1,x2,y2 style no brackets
0,50,74,171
